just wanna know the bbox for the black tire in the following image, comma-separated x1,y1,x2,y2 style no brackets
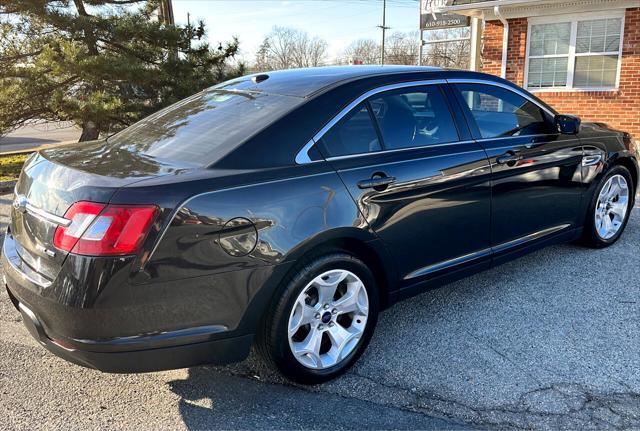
257,252,379,385
581,165,634,248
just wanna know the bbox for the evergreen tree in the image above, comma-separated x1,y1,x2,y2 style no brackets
0,0,244,141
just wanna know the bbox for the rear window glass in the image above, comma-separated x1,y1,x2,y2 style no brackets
107,89,303,166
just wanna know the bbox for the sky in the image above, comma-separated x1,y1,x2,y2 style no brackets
171,0,421,64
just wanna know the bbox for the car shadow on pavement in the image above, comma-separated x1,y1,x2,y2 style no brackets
202,198,640,430
167,367,468,430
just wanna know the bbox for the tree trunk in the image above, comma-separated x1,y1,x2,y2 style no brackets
73,0,99,55
79,121,99,142
74,0,99,143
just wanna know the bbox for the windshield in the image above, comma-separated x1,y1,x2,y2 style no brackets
107,88,303,166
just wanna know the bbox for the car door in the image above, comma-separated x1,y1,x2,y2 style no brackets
450,81,584,260
315,82,492,285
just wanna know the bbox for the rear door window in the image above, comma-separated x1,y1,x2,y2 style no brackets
318,84,460,158
369,85,459,150
319,103,382,158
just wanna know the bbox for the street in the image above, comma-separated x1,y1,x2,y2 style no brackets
0,121,80,154
1,191,639,430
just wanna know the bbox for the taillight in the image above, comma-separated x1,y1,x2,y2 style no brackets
54,201,159,256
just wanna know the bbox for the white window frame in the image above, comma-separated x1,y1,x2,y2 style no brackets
524,11,626,93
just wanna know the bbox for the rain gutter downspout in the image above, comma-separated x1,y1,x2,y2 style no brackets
494,5,509,79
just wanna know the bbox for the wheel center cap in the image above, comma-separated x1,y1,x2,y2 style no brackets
321,311,332,324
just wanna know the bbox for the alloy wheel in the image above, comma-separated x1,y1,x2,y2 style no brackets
595,174,629,240
287,269,369,369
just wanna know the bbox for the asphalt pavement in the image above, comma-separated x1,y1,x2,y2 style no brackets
0,121,80,153
1,191,639,430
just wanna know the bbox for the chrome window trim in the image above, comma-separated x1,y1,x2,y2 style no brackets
293,77,559,165
295,140,317,164
446,78,557,117
474,133,557,144
336,147,485,174
311,79,448,143
325,139,478,163
295,79,447,165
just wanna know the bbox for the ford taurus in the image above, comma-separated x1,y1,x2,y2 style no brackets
2,66,637,384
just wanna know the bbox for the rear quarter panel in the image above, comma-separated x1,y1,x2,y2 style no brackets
108,164,390,333
142,168,370,280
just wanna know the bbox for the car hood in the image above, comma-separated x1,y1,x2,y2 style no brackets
579,121,624,136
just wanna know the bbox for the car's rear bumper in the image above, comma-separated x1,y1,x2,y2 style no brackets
1,230,267,373
5,284,253,373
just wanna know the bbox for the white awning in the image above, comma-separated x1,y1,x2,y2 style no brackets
437,0,639,19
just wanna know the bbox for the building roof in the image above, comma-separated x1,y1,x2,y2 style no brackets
219,66,443,98
440,0,638,19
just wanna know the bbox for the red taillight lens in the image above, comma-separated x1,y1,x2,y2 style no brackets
54,201,159,256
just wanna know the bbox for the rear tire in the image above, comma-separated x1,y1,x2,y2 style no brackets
257,253,379,385
581,165,634,248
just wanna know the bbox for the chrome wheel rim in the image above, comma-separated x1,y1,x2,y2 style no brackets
595,174,629,240
287,269,369,370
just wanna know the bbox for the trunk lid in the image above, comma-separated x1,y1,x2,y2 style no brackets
9,140,189,282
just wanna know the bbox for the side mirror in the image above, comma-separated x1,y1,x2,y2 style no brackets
555,114,581,135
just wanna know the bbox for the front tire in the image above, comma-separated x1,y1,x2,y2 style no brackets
581,165,634,248
258,253,379,384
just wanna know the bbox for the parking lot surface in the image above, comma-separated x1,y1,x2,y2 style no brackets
0,121,80,154
1,191,638,430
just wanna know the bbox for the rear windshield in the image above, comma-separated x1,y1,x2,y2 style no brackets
107,88,303,166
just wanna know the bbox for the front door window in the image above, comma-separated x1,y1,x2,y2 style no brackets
455,84,552,138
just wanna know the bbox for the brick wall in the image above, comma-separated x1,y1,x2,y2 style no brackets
482,8,640,146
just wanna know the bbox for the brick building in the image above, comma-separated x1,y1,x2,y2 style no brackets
437,0,640,146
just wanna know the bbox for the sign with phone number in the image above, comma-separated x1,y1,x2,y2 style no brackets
421,12,470,29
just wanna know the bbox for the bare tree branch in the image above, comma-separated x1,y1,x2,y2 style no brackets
343,39,380,65
255,26,328,71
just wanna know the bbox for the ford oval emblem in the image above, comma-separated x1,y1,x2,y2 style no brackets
13,195,28,214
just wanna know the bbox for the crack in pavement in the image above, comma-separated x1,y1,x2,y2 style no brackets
211,351,640,431
319,372,640,430
186,362,478,429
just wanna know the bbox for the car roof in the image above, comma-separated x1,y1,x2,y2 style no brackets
216,65,444,98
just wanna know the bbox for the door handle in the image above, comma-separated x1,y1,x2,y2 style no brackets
357,176,396,190
496,152,522,165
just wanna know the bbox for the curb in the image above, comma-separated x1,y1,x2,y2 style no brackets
0,140,76,156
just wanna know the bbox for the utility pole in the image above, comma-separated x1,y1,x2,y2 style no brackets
418,0,423,65
187,12,191,52
378,0,389,65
